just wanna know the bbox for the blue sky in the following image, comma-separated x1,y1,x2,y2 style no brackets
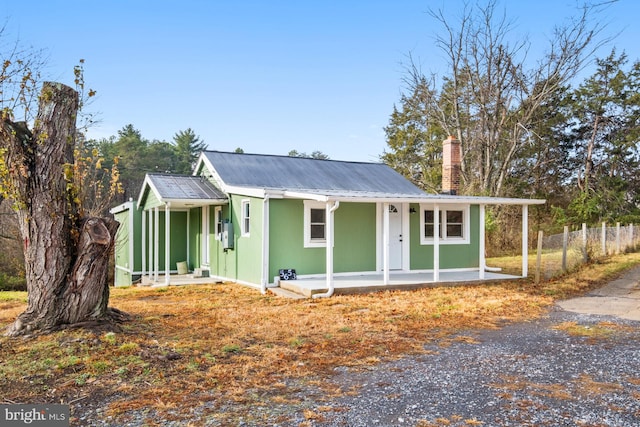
3,1,639,162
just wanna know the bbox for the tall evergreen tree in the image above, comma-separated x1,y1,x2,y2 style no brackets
173,128,206,174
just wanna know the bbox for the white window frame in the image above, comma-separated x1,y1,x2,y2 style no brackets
214,206,223,240
303,200,327,248
241,199,250,237
419,204,470,245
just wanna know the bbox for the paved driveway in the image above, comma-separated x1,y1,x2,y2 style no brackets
558,264,640,321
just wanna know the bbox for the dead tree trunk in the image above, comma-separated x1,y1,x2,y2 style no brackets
1,82,128,336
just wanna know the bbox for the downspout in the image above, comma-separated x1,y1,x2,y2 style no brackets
260,194,270,294
313,200,340,299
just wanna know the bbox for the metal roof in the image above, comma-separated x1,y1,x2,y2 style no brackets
146,173,227,201
201,151,427,198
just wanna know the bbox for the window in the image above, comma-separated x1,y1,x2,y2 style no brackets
215,207,223,240
420,205,469,245
310,208,326,240
241,200,250,236
304,201,327,247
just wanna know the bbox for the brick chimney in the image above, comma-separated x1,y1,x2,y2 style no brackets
442,136,461,195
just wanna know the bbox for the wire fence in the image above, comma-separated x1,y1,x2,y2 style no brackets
534,223,640,282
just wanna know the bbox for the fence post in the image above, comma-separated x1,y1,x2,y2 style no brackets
616,222,621,254
631,223,635,250
562,226,569,273
535,230,543,284
602,222,607,256
582,223,588,262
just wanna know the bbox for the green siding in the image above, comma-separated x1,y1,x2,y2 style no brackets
142,188,163,209
233,195,263,284
113,208,131,286
207,196,263,284
409,204,480,269
269,199,323,277
268,200,377,279
189,207,202,270
334,203,377,272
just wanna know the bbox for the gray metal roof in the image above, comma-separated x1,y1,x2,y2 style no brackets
147,173,227,201
202,151,427,198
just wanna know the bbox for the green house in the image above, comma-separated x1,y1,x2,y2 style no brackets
111,148,544,296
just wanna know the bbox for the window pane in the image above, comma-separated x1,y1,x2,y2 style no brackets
447,210,463,223
310,224,325,239
310,208,325,223
447,224,462,237
424,224,434,238
425,210,434,222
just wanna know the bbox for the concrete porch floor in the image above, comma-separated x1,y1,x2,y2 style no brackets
140,274,224,287
277,270,522,297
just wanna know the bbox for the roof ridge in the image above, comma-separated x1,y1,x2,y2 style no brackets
202,150,382,165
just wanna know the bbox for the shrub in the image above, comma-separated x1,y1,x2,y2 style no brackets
0,273,26,291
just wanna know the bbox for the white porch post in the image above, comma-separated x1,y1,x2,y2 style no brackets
522,204,529,278
433,204,440,282
383,202,390,285
479,204,486,280
148,209,154,282
186,209,190,271
141,209,146,278
154,206,159,282
326,201,335,291
165,202,171,286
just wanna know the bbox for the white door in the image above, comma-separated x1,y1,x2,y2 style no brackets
388,204,403,269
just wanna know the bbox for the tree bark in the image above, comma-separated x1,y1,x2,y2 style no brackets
1,82,127,336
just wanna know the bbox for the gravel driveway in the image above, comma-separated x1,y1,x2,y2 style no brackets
291,268,640,427
317,309,640,427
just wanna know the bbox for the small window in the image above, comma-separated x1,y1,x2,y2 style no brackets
310,208,326,240
304,201,327,247
241,200,250,236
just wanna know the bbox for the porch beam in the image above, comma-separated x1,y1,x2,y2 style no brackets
165,202,171,286
433,204,440,282
522,204,528,278
479,204,486,280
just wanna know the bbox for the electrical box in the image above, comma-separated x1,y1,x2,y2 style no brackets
222,220,234,250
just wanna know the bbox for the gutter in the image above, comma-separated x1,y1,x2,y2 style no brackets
312,200,340,299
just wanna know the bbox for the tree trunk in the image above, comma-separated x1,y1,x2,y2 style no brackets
1,82,128,336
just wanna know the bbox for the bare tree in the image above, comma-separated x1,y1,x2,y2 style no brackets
1,82,127,336
400,0,610,197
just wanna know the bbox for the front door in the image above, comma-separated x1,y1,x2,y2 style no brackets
388,204,403,270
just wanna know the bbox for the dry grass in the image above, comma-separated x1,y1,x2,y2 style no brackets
1,252,640,425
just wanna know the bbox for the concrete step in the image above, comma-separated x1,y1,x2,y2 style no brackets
268,286,308,299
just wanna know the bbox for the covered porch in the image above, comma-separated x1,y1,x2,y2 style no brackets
275,269,521,298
